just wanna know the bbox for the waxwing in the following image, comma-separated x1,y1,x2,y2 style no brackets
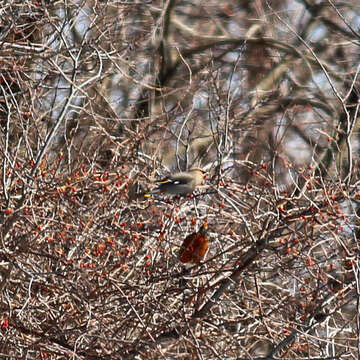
144,168,206,197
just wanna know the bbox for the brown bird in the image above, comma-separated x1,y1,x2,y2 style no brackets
179,222,209,264
144,168,206,197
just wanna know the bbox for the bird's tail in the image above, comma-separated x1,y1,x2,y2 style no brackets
179,267,190,289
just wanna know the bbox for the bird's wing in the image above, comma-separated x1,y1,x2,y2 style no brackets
156,173,192,185
156,178,173,184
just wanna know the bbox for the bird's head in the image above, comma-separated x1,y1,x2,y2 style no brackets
189,168,207,182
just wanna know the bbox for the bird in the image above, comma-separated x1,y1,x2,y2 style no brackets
144,168,206,197
179,222,209,264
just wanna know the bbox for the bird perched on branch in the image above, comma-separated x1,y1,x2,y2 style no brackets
179,222,209,264
144,168,206,197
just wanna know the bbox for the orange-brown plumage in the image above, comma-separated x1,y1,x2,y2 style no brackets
179,223,209,264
